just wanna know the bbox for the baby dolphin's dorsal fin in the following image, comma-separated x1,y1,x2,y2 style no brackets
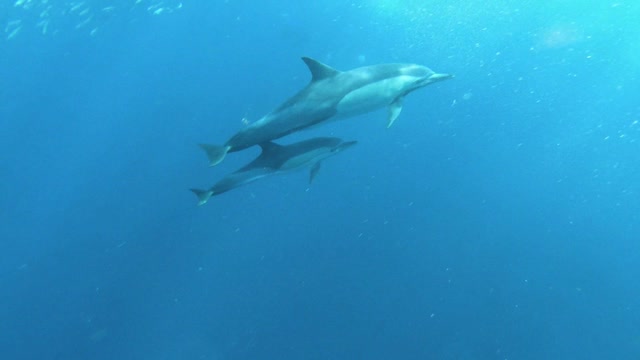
258,141,283,155
301,57,341,82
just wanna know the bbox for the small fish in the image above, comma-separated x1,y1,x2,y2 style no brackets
75,15,92,29
69,2,85,13
6,26,21,40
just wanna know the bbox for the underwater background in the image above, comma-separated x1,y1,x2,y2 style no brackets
1,1,639,359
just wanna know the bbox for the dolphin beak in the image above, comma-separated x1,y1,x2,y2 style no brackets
429,73,454,83
338,140,358,151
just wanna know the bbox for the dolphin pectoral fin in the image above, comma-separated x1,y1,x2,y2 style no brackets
198,144,230,166
387,97,404,128
309,162,322,184
190,188,214,206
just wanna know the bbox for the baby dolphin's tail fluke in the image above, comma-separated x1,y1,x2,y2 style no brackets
198,144,230,166
190,188,214,206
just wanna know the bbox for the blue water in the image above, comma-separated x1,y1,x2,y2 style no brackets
1,1,639,359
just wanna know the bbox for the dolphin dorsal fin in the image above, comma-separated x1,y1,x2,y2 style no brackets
301,57,340,82
258,141,282,154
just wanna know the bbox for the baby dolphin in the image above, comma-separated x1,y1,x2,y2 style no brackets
191,137,357,205
200,56,452,166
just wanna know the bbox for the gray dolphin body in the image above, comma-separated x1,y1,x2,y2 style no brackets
200,57,452,166
191,137,357,205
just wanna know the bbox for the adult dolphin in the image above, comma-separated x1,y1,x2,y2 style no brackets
200,57,452,166
191,137,357,205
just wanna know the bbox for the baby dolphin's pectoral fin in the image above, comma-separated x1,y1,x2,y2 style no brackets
190,188,214,206
387,96,404,128
198,144,230,166
309,161,322,184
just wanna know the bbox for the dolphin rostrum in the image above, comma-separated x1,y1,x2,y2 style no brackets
191,137,357,205
200,57,452,166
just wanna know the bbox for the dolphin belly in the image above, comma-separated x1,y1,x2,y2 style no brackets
335,76,414,118
278,148,332,171
212,168,274,194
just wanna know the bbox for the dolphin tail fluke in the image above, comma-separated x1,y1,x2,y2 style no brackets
198,144,230,166
190,188,214,206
